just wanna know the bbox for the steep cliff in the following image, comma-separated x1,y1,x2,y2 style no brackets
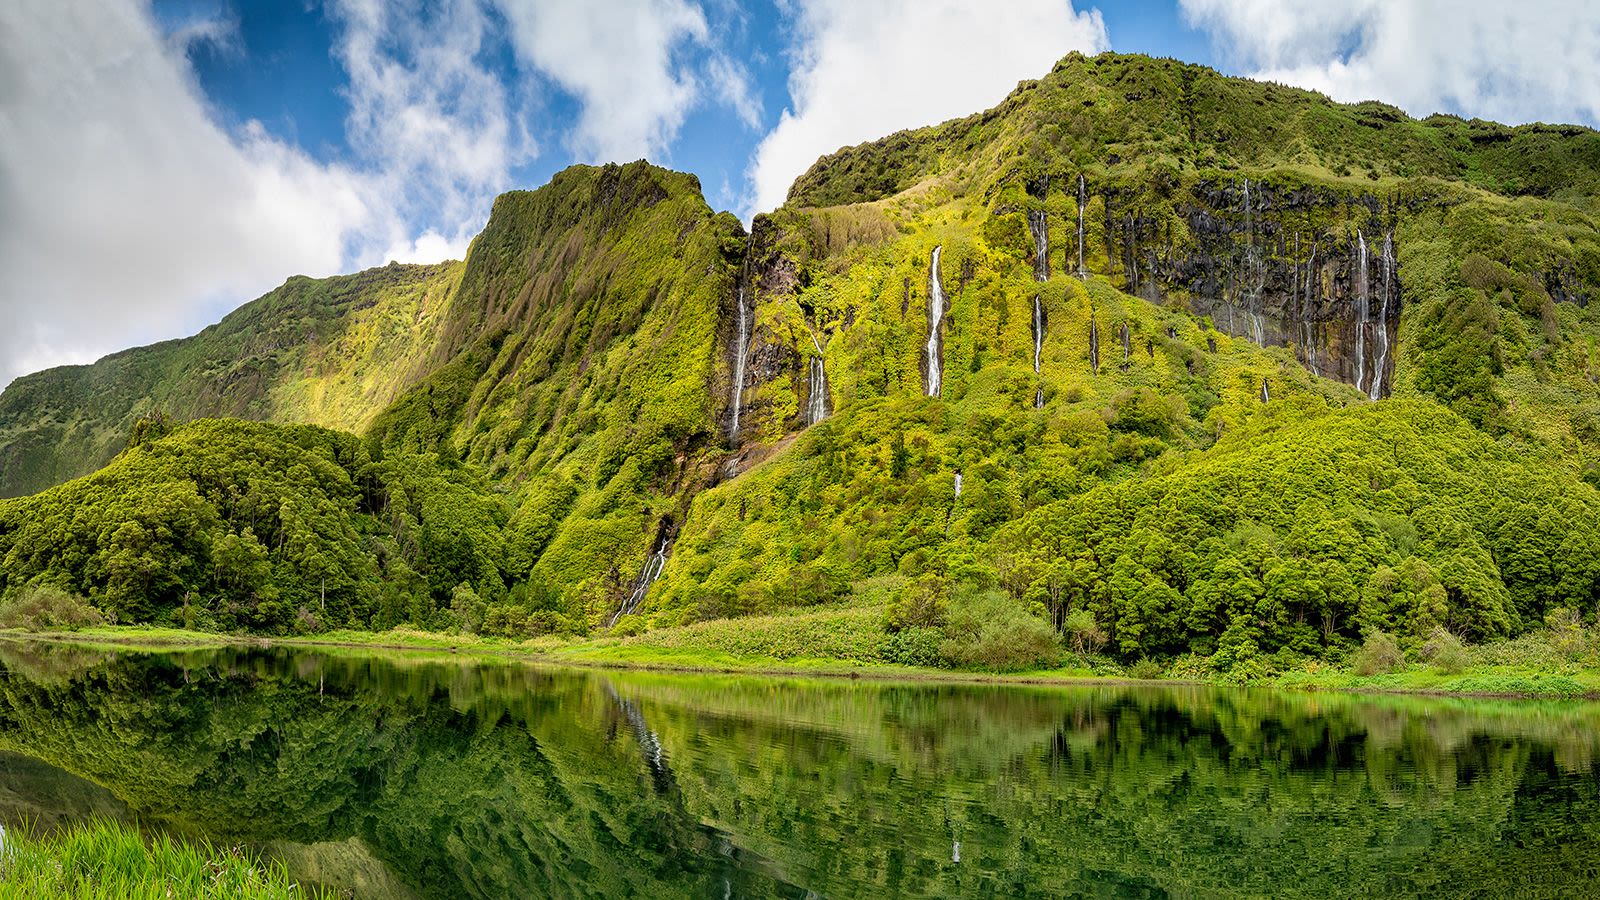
4,53,1600,666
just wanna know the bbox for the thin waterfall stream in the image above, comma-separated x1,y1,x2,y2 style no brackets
926,246,945,397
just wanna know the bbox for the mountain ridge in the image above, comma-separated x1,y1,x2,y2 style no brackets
4,51,1600,673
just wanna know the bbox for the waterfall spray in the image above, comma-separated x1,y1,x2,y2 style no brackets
1076,174,1087,277
1355,230,1369,395
926,246,946,397
1089,316,1100,375
727,281,750,444
806,328,829,425
1370,231,1394,400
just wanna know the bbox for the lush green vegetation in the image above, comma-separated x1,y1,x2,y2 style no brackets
2,55,1600,681
0,819,308,899
0,262,461,498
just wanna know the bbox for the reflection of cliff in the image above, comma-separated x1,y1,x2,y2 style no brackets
0,647,1597,899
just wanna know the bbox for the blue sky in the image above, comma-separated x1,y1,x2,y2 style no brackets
2,0,1598,386
154,0,1216,217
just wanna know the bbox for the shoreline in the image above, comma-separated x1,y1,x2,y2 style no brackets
4,626,1598,700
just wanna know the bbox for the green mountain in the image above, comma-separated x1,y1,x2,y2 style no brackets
4,52,1600,671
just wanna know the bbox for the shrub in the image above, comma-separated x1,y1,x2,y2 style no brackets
879,626,945,667
939,588,1061,672
1544,607,1589,660
1352,629,1406,675
885,574,948,632
0,585,104,631
1128,657,1164,680
1420,627,1469,674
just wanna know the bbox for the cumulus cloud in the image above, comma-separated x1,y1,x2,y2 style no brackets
0,0,369,385
1179,0,1600,128
0,0,759,387
746,0,1109,217
327,0,537,263
493,0,738,162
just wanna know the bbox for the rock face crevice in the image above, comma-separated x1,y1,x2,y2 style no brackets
1068,175,1404,396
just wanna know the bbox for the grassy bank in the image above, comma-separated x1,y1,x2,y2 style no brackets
7,617,1600,698
0,819,309,899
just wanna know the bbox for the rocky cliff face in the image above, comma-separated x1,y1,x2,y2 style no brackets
1066,176,1404,397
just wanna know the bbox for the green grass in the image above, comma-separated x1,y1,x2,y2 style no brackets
15,620,1600,698
0,819,309,899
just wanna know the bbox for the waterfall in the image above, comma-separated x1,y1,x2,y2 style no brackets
1303,242,1320,376
727,282,750,444
1076,174,1087,277
1370,231,1394,400
1089,316,1100,375
1032,294,1045,374
1260,378,1270,403
953,470,963,500
806,328,829,424
1242,178,1252,237
926,246,945,397
1033,295,1044,406
1354,230,1369,394
1028,209,1049,281
608,530,673,627
1251,310,1265,346
1030,203,1047,408
1120,321,1131,363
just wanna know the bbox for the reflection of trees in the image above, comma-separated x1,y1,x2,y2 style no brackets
0,647,1597,898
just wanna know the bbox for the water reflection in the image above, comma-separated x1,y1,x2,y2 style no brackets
0,640,1597,898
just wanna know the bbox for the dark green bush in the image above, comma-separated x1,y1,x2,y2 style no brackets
879,626,944,667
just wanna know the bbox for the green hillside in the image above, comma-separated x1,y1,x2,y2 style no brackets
0,261,461,497
4,53,1600,676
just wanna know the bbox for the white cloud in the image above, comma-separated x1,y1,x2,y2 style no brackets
746,0,1109,217
327,0,538,264
0,0,370,386
492,0,722,163
1179,0,1600,128
0,0,763,387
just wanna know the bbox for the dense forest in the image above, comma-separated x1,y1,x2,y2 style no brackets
4,52,1600,675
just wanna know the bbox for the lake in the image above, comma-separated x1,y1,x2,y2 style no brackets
0,640,1597,898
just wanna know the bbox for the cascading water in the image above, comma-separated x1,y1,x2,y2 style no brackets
1027,209,1049,282
1354,230,1369,395
953,470,963,500
1303,242,1320,376
608,530,672,627
1032,295,1045,374
806,328,829,425
727,281,750,444
1089,316,1100,375
1076,174,1087,277
1029,209,1047,407
1260,378,1270,403
926,246,946,397
1370,231,1394,400
1120,321,1131,363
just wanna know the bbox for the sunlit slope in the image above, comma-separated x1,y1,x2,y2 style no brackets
0,261,461,497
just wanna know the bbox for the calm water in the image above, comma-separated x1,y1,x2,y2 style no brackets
0,641,1598,898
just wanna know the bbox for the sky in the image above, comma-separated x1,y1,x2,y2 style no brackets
1,1,1598,388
